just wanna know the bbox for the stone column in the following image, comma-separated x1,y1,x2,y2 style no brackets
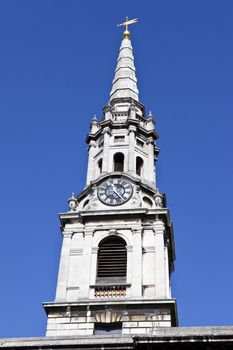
102,127,111,172
154,220,166,298
147,137,155,184
131,229,142,297
55,232,72,301
86,140,96,185
78,228,94,299
128,125,136,173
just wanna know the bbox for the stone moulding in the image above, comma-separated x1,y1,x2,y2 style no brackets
1,327,233,349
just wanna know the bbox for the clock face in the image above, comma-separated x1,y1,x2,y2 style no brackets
98,178,133,206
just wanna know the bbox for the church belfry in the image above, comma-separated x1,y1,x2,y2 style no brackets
44,19,178,336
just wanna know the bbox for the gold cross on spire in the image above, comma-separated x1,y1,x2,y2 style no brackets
117,17,138,39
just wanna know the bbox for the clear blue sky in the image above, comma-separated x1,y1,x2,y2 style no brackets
0,0,233,337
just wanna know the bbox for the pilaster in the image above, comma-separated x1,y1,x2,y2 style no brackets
142,228,155,297
131,228,142,297
147,137,155,184
164,242,171,298
55,232,72,301
78,228,94,299
154,220,167,298
128,125,136,173
90,247,98,286
86,140,96,185
126,244,133,289
102,127,111,172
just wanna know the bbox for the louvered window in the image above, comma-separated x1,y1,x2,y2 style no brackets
96,236,127,282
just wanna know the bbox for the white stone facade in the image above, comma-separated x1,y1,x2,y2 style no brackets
54,215,171,303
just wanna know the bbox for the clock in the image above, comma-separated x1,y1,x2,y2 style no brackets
98,178,133,206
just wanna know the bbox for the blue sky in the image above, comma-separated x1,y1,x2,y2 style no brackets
0,0,233,337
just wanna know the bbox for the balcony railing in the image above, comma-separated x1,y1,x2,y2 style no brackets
94,284,129,298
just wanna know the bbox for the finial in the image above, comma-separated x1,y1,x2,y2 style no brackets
68,192,77,211
117,17,138,39
147,111,155,129
148,110,154,121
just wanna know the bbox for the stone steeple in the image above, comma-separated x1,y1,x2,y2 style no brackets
110,33,139,102
44,22,177,337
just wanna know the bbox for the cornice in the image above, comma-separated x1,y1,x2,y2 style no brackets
86,118,158,144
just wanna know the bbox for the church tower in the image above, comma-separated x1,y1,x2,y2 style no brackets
44,20,178,336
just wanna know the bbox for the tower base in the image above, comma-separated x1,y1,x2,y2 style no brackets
44,299,178,336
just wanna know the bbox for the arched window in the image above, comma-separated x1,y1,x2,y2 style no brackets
96,236,127,282
113,153,124,172
136,156,143,176
98,158,103,174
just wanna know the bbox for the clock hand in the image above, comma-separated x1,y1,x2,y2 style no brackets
112,184,125,201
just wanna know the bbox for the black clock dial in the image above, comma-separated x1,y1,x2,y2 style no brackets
98,178,133,206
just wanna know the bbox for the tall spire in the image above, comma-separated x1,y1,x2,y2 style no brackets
110,18,139,102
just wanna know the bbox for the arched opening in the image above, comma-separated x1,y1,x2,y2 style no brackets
113,153,124,172
136,156,143,176
143,196,153,208
96,236,127,282
98,158,103,174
